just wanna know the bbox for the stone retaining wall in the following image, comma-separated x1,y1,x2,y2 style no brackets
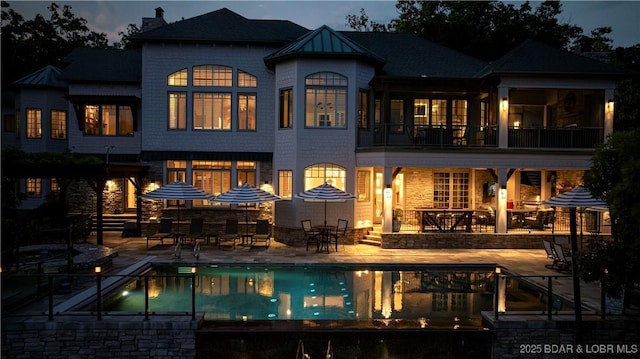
1,316,202,359
381,233,604,249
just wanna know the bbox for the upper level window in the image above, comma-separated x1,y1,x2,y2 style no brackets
168,92,187,129
414,99,447,126
168,68,188,86
358,90,368,129
279,88,293,129
51,110,66,139
238,70,257,87
84,104,134,136
238,94,256,131
26,108,41,138
305,72,347,128
193,93,231,130
26,178,41,197
304,163,347,191
193,65,232,87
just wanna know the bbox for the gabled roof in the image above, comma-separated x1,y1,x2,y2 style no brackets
479,39,628,78
264,25,385,67
60,48,141,83
12,65,67,89
130,8,308,45
342,32,488,79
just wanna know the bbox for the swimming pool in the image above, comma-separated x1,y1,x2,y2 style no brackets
99,264,500,328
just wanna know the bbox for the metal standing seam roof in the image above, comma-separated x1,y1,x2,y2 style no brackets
11,65,67,89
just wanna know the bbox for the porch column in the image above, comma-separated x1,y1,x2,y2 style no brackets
497,87,509,149
382,166,393,233
496,168,509,234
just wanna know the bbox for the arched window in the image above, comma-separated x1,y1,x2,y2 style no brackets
167,68,187,86
305,72,347,128
304,163,347,191
193,65,232,87
238,70,257,87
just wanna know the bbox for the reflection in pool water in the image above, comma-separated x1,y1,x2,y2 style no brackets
102,264,500,328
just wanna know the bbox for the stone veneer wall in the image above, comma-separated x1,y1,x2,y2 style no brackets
1,317,202,359
380,233,610,249
485,314,640,358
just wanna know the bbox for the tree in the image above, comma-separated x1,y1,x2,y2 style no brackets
346,8,390,32
584,130,640,310
113,23,141,49
1,1,110,88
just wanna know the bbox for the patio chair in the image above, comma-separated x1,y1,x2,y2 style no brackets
542,240,560,269
218,219,239,249
251,219,271,248
146,218,175,249
301,220,321,252
329,219,349,251
185,217,207,245
553,242,572,273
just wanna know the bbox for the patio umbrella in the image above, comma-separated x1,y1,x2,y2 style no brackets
295,182,356,226
140,181,216,235
210,183,281,234
541,185,607,334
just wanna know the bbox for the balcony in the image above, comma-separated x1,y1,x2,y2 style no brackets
508,126,603,149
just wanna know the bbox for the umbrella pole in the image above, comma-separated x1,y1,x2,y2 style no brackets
324,201,327,227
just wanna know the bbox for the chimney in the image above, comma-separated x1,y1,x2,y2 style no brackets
155,7,164,19
141,7,167,32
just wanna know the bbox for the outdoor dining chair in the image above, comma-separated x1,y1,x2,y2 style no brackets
329,219,348,251
301,220,321,252
251,219,271,248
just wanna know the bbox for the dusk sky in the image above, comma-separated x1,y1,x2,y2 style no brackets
7,1,640,48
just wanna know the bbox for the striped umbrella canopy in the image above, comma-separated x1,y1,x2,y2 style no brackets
541,186,607,209
211,183,281,227
295,182,356,226
140,181,215,234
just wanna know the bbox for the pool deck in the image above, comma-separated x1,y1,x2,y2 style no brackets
9,232,626,318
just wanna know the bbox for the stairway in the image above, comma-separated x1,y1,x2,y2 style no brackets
92,213,137,233
359,228,382,246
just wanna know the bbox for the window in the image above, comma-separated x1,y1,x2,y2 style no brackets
279,88,293,128
358,90,368,129
192,161,231,206
167,160,186,207
304,163,346,191
357,170,370,201
50,110,66,139
305,72,347,128
390,99,403,132
26,108,41,138
237,161,256,186
193,65,232,87
26,178,41,197
168,68,188,86
509,105,544,128
168,92,187,129
50,178,60,194
238,70,257,87
4,114,15,133
193,93,231,130
434,172,469,209
431,99,447,126
278,170,292,199
83,104,134,136
238,94,256,131
414,99,447,127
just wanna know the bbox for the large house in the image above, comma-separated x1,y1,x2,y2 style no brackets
5,8,628,242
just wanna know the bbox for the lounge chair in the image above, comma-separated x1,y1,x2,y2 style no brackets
218,219,239,249
542,240,560,269
301,220,321,252
329,219,348,251
185,217,207,245
146,218,175,249
251,219,271,248
553,242,572,273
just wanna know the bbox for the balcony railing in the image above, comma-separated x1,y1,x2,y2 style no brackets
360,124,603,149
508,126,603,149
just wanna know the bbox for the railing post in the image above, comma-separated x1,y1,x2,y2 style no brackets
144,275,150,321
48,276,54,321
95,266,102,320
547,276,553,320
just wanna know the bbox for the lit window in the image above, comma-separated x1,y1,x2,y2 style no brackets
279,88,293,128
357,170,370,201
238,70,257,87
26,178,41,197
50,178,60,193
304,163,346,191
434,172,469,209
193,65,232,87
278,170,292,199
358,90,368,129
26,108,41,138
50,110,66,139
305,72,347,128
237,161,256,186
167,160,186,207
192,160,231,206
168,92,187,129
237,94,256,131
193,93,231,130
167,68,188,86
83,104,134,136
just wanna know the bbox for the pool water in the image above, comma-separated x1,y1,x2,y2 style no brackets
101,264,500,328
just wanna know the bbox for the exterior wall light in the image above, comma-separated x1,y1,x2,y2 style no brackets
384,185,392,199
500,97,509,112
606,99,615,113
499,186,507,200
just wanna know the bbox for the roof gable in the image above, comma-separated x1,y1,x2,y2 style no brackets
482,39,628,78
131,8,308,44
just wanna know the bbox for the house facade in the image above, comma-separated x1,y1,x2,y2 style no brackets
6,8,626,240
